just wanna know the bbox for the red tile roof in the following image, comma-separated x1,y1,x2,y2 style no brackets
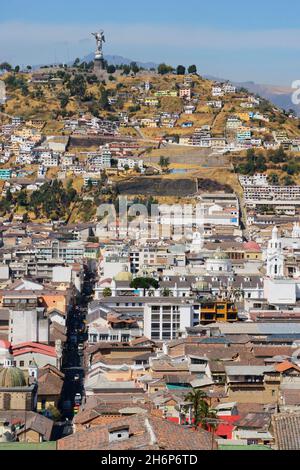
275,361,300,373
12,342,57,358
58,414,216,451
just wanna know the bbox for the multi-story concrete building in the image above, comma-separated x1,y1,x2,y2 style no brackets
144,299,196,341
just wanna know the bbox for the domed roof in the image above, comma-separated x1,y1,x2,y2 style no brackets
244,241,261,251
213,249,229,260
114,271,133,282
0,367,27,388
194,280,209,290
0,340,11,350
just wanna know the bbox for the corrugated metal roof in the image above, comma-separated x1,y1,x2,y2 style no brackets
225,365,275,376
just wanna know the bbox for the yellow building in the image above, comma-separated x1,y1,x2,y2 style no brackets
243,241,262,260
237,112,250,122
200,301,238,324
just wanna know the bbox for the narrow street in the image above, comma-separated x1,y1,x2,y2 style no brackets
59,267,96,420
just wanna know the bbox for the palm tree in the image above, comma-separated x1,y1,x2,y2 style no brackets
184,390,218,430
185,389,207,429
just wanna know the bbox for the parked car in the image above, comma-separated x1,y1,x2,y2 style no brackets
74,393,82,406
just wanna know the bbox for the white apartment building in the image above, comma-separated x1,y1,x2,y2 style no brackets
144,299,196,341
39,151,59,167
239,174,269,187
206,101,223,109
36,240,85,263
61,154,75,166
212,86,224,97
88,146,112,169
223,84,237,94
16,154,35,165
243,185,300,206
117,157,144,171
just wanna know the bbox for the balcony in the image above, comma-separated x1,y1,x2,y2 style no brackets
3,298,37,310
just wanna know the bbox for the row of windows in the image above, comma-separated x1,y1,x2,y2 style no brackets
151,332,177,340
151,307,180,313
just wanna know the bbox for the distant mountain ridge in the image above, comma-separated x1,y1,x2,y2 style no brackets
234,81,300,116
83,53,157,70
204,74,300,116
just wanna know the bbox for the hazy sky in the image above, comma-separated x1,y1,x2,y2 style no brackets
1,0,300,85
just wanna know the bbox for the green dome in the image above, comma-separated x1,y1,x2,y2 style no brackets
0,367,27,388
194,280,209,290
214,250,229,260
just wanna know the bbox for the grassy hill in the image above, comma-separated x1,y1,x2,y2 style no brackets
2,68,299,137
1,67,300,222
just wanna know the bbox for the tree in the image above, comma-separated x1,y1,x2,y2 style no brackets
185,390,208,429
86,179,93,191
130,62,140,75
99,86,110,110
159,156,170,172
46,405,61,422
268,173,279,185
0,62,12,72
67,74,87,99
122,65,131,76
107,64,116,74
130,277,159,295
58,92,69,109
269,146,287,164
22,213,29,224
5,189,12,203
157,63,174,75
185,390,218,431
17,190,28,207
14,65,20,73
188,65,197,74
283,175,295,186
176,65,186,75
20,82,29,96
103,287,112,298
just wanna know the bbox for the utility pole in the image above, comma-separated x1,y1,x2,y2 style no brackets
203,418,220,451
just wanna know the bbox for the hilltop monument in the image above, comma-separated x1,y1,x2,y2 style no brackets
92,30,106,79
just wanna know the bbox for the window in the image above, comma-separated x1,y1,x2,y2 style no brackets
19,361,24,367
151,306,160,313
152,332,160,339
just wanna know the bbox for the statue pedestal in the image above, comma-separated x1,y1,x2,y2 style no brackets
94,58,107,81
